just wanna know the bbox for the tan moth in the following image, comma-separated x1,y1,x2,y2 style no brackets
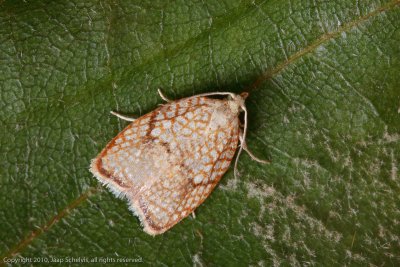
90,90,268,235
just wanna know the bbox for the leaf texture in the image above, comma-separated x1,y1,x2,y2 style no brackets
1,0,399,265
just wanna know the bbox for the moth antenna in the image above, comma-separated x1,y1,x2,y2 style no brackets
157,88,172,102
193,92,236,98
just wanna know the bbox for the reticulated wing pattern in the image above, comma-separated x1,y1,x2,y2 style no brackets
91,95,240,235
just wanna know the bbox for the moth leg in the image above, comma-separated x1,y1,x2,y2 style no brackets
110,111,136,122
157,88,172,102
239,133,270,164
191,211,196,219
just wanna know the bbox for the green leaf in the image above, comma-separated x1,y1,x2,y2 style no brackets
1,0,399,265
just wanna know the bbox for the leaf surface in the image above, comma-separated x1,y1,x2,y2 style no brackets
1,0,399,265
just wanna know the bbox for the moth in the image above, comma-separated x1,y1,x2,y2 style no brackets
90,90,268,235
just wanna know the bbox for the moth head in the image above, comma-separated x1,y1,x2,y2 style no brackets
228,92,249,114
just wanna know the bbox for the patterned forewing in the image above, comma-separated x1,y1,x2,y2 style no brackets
135,97,240,233
91,96,208,192
91,95,240,235
90,112,156,195
165,122,239,225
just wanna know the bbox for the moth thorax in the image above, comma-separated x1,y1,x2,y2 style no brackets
228,94,246,114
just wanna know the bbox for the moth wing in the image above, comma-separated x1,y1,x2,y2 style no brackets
90,96,201,196
136,125,239,235
131,97,240,234
90,95,239,235
90,111,154,197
